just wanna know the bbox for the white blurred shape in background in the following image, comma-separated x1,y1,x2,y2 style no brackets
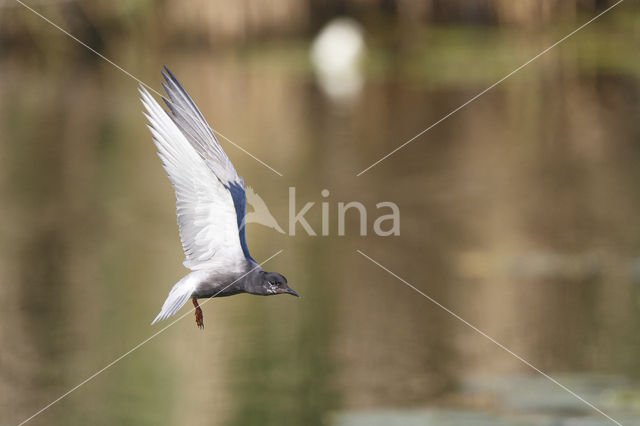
310,17,365,102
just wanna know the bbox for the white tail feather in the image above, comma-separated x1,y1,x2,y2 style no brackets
151,273,198,324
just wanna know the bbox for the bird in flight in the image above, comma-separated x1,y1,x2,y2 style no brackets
140,67,298,329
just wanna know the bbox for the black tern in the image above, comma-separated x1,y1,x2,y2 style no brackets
140,68,298,329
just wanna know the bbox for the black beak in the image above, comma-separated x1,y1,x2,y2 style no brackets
285,287,300,297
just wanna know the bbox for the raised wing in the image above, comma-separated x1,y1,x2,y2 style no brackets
140,87,246,271
160,67,239,184
160,67,255,262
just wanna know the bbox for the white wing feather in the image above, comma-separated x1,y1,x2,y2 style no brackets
160,69,255,261
140,87,246,271
160,67,240,185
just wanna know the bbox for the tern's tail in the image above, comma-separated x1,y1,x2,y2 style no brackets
151,274,197,325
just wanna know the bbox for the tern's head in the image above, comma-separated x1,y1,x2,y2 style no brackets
260,271,299,297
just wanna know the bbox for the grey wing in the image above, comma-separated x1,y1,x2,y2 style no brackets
160,67,255,262
140,87,246,271
228,179,255,262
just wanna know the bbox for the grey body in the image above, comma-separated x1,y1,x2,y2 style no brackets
190,265,294,299
192,263,256,298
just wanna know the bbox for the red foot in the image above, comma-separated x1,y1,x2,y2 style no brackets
192,298,204,329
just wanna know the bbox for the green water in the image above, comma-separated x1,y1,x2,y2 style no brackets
2,7,640,426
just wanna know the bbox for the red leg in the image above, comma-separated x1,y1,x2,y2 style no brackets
192,298,204,329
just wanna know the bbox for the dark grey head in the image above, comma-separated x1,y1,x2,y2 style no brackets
259,271,299,297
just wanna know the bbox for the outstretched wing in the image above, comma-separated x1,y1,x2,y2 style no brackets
140,87,246,271
160,67,254,262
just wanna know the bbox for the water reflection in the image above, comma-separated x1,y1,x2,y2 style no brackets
2,16,640,426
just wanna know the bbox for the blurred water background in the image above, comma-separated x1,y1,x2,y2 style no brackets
2,1,640,425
